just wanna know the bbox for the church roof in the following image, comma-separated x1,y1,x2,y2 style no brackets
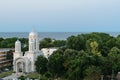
29,31,37,37
15,40,21,44
29,31,36,35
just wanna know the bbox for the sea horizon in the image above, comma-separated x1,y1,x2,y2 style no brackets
0,32,120,40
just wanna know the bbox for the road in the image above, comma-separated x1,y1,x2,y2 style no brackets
2,73,22,80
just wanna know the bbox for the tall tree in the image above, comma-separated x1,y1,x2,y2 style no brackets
47,51,65,77
84,66,101,80
35,55,48,74
67,35,85,50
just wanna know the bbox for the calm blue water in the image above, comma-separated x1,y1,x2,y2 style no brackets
0,32,119,40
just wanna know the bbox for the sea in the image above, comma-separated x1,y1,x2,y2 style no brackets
0,32,119,40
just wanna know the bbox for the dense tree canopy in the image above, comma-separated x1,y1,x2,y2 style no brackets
40,38,66,49
35,32,120,80
1,32,120,79
0,37,28,50
35,55,48,74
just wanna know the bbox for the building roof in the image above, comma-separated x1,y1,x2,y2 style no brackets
0,48,14,52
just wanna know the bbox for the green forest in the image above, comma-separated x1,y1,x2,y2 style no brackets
1,32,120,80
36,32,120,80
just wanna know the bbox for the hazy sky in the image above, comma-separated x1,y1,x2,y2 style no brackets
0,0,120,32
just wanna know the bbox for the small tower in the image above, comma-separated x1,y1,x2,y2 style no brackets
29,30,39,52
15,40,21,53
13,40,23,60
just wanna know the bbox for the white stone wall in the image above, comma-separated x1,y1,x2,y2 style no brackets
13,52,23,60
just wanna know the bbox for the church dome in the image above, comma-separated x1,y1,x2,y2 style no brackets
29,31,37,37
15,40,21,44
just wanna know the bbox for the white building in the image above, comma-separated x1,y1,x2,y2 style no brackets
41,48,58,58
13,31,57,73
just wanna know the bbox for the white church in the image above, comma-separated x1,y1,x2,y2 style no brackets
13,31,57,73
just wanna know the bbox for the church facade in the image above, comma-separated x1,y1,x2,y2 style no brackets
13,31,43,73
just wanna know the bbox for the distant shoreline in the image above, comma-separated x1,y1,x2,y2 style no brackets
0,32,119,40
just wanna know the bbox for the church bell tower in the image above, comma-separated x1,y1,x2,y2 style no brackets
29,30,39,52
13,40,23,60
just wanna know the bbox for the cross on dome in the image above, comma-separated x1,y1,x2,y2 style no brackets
29,29,37,37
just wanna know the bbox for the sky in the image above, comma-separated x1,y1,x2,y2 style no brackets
0,0,120,32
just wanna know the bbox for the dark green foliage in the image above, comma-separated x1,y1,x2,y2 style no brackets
0,37,17,48
40,38,54,48
35,55,48,74
47,51,65,77
40,38,66,48
67,35,86,50
53,40,66,47
0,37,28,48
18,76,26,80
84,66,101,80
0,38,4,42
6,50,13,60
36,32,120,79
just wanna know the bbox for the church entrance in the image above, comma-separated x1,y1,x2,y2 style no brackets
17,62,25,73
14,57,31,73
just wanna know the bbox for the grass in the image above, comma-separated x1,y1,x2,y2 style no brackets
25,73,53,80
26,73,40,78
0,71,13,78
